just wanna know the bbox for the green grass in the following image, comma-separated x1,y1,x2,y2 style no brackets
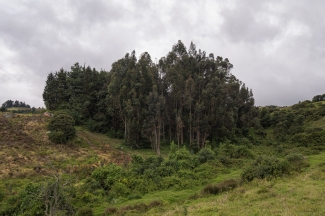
308,151,325,166
130,152,325,216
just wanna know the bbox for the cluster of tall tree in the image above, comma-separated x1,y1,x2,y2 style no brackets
42,63,109,128
43,40,260,155
1,100,30,108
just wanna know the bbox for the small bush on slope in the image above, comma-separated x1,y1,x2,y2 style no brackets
48,111,76,144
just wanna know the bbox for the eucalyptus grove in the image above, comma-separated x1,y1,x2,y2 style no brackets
43,40,261,154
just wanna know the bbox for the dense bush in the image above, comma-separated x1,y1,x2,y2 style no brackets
92,163,123,190
0,106,7,112
0,183,44,216
241,154,310,182
48,112,76,144
218,142,254,159
168,142,192,161
271,111,305,141
48,131,67,144
241,156,290,181
197,147,216,163
290,131,325,147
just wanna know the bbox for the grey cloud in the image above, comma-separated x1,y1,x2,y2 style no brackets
219,1,281,44
1,0,325,108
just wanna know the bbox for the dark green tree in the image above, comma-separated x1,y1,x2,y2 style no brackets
48,112,76,144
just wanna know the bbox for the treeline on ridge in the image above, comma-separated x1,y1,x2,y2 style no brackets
43,40,263,154
2,100,30,108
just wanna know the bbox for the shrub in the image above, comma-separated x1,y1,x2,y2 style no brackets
48,112,76,144
0,106,7,112
219,142,253,159
160,176,183,189
110,182,130,197
168,144,192,161
131,154,144,165
80,191,98,203
292,100,313,109
235,146,254,159
131,155,164,175
290,131,325,148
92,163,123,190
285,153,309,172
241,156,290,181
197,147,216,163
48,131,66,144
235,137,252,147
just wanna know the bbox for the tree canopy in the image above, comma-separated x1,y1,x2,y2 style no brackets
43,40,260,154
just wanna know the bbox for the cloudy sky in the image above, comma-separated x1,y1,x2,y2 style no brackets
1,0,324,108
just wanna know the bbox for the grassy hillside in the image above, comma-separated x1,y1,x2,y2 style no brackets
0,113,129,179
0,101,325,215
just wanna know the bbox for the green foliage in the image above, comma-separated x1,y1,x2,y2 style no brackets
202,179,238,195
80,191,98,203
312,94,325,102
92,163,123,191
285,153,309,172
131,154,145,164
76,207,94,216
0,182,75,216
168,145,192,161
14,183,43,216
218,142,254,159
197,147,216,163
241,156,290,181
106,130,124,139
48,112,76,144
292,100,313,109
110,182,130,197
43,41,258,151
48,131,67,144
0,106,7,112
103,207,117,215
270,110,305,141
1,99,30,108
290,131,325,149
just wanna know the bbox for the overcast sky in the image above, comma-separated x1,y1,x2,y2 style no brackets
1,0,324,108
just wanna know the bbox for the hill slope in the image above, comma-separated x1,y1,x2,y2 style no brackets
1,100,325,215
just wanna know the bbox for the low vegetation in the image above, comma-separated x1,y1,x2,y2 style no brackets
1,98,325,215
